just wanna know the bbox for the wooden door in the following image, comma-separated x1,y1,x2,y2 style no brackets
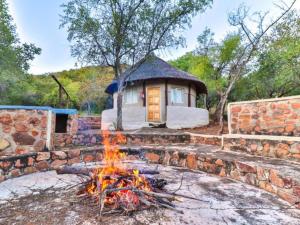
147,87,161,122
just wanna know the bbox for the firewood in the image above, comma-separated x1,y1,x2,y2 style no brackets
56,166,159,177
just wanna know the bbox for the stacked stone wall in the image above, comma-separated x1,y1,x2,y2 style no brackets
0,109,52,156
0,146,299,208
78,116,101,131
228,96,300,136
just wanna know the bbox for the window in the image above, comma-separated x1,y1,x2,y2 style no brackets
55,114,68,133
171,87,184,104
124,88,138,104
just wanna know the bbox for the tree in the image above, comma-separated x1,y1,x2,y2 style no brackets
60,0,212,130
0,0,41,104
245,10,300,99
195,0,296,133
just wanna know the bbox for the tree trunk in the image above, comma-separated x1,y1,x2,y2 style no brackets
214,74,239,134
116,91,123,131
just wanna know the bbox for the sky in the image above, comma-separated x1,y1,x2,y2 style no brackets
7,0,300,74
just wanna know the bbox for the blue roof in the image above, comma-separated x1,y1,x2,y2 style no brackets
0,105,77,115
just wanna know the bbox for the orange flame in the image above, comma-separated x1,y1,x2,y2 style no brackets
86,130,152,206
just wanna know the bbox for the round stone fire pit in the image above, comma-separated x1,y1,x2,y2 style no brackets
0,161,299,225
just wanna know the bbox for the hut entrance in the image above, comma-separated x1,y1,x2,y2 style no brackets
147,87,161,122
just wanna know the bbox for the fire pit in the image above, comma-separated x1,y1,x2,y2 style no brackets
57,131,185,216
0,131,300,224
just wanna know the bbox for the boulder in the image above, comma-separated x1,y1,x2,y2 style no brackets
0,138,10,151
12,132,35,145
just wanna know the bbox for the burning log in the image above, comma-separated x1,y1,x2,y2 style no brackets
56,166,159,177
63,131,185,217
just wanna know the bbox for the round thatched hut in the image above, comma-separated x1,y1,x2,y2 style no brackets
102,55,209,130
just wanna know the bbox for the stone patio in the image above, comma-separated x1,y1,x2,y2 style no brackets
0,161,299,225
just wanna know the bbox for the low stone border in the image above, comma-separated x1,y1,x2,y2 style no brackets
0,145,299,209
54,132,191,148
188,133,222,146
223,134,300,162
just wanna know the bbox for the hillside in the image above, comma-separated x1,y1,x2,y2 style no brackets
21,66,115,114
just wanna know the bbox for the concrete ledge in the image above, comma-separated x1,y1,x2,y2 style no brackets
228,95,300,105
223,134,300,141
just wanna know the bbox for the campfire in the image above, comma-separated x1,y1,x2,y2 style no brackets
57,130,193,216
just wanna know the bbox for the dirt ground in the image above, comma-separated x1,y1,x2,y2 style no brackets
184,122,229,135
0,161,299,225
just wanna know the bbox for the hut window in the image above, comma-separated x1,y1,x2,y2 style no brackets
171,88,184,104
124,88,138,104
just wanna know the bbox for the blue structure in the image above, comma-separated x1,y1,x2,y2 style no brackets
0,105,77,115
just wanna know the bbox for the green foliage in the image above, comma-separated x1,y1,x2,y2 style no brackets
231,10,300,100
23,66,114,114
170,33,242,111
60,0,213,77
0,0,41,104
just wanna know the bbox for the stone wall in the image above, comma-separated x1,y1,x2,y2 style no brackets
78,116,101,131
228,96,300,136
0,146,299,208
223,134,300,162
0,109,53,156
54,131,191,148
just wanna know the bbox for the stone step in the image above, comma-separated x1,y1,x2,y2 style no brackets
223,134,300,162
55,143,300,207
1,143,300,208
138,144,300,208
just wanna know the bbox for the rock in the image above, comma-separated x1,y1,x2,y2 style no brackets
95,153,103,161
68,157,81,165
170,152,179,166
52,151,67,160
231,106,242,113
12,132,35,145
277,189,298,204
291,103,300,109
34,140,46,151
68,149,81,158
29,117,40,126
36,152,50,161
244,173,257,186
41,116,47,128
15,159,24,168
14,123,29,132
145,152,160,163
15,147,28,155
91,136,97,144
0,161,12,170
0,138,10,151
27,157,34,166
219,168,226,177
293,186,300,197
31,130,39,137
24,167,37,174
0,114,12,125
36,161,49,170
235,162,256,173
269,169,284,188
83,154,95,163
215,159,223,166
10,169,20,177
13,114,28,122
257,167,267,181
50,160,67,169
186,154,197,170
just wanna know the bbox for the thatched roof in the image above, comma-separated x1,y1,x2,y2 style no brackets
105,55,207,94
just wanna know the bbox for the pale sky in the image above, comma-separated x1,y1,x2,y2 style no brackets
7,0,300,74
